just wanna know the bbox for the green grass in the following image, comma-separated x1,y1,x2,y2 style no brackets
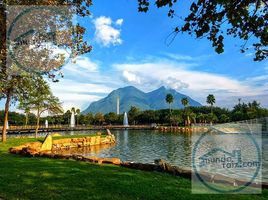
0,138,267,200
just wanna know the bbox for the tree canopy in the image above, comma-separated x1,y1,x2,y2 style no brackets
138,0,268,61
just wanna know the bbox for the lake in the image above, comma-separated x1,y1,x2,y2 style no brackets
51,129,267,183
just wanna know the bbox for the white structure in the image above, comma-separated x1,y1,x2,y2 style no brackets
45,120,48,128
70,111,75,128
6,121,9,129
117,96,120,115
123,112,129,127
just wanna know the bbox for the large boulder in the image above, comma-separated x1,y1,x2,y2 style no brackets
40,134,53,151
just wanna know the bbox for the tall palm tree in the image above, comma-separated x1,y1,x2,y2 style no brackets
71,107,76,114
181,97,189,126
206,94,216,114
165,93,174,126
76,108,81,125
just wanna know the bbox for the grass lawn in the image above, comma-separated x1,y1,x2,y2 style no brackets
0,137,267,200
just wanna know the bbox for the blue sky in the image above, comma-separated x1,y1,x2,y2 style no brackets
3,0,268,112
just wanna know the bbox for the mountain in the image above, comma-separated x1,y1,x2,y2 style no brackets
83,86,202,114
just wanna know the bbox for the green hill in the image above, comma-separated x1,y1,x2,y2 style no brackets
83,86,202,114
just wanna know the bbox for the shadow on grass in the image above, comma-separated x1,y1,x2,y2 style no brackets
0,138,267,200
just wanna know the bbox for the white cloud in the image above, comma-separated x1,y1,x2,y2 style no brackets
165,53,193,61
115,19,124,26
93,16,123,47
114,60,265,107
122,70,141,84
163,77,189,90
48,79,114,111
64,56,98,73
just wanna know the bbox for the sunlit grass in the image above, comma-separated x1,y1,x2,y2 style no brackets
0,138,267,199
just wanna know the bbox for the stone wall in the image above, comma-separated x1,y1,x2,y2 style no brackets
52,135,115,150
9,133,116,155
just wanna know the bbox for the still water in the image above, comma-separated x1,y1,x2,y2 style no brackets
53,129,267,182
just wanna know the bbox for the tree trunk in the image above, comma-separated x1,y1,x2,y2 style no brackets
1,3,8,143
25,113,28,127
35,108,40,138
2,92,11,142
169,104,172,127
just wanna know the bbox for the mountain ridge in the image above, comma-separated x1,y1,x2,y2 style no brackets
83,86,202,114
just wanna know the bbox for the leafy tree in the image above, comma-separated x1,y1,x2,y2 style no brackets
138,110,159,124
1,71,35,141
85,113,94,125
64,110,72,125
196,113,205,123
0,0,92,142
205,113,218,124
219,114,230,123
18,77,63,138
165,93,174,126
128,106,140,125
170,114,183,126
94,112,105,125
104,112,118,125
138,0,267,61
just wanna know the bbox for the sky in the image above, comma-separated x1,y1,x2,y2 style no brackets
3,0,268,112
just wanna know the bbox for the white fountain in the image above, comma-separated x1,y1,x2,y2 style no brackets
70,111,75,128
123,112,129,127
45,120,48,128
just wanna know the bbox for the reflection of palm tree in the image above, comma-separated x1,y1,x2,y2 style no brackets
165,94,174,126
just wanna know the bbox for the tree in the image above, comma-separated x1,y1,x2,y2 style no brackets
76,108,81,125
206,94,216,113
165,93,174,126
206,113,218,124
94,113,105,125
0,71,35,142
18,77,63,138
104,112,118,125
85,113,94,125
0,0,92,142
170,114,183,126
181,97,189,126
219,114,230,123
181,97,189,108
69,108,81,125
138,0,267,61
128,106,140,125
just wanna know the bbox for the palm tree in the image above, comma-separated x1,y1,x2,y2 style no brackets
76,108,81,125
181,97,189,126
71,107,76,114
165,93,174,126
206,94,216,114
